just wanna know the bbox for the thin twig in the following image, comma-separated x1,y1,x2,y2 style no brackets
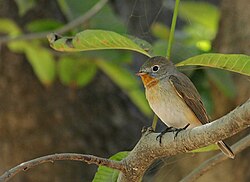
0,0,108,44
180,134,250,182
0,153,124,182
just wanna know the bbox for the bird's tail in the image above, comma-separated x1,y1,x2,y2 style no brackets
216,140,235,159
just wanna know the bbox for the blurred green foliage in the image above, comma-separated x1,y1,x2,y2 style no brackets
1,0,249,120
92,151,129,182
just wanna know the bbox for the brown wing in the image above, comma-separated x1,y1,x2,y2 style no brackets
169,74,209,124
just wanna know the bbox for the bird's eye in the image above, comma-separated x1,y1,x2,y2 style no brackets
152,65,159,72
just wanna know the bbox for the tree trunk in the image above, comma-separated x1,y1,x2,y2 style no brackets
0,1,147,181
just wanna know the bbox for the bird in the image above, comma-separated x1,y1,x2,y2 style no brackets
137,56,235,159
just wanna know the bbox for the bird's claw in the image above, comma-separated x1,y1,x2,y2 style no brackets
156,124,190,144
156,126,174,144
173,123,190,139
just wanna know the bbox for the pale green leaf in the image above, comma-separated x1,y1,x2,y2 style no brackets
176,53,250,76
25,44,56,85
93,151,129,182
8,41,28,52
0,18,21,36
58,57,96,87
96,60,152,116
47,30,151,57
8,41,56,85
191,144,218,153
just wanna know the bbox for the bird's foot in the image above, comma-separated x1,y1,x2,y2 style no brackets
156,126,175,144
156,124,190,145
173,123,190,139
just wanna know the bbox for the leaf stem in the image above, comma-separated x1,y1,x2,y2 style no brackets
167,0,180,59
152,0,181,129
151,114,158,131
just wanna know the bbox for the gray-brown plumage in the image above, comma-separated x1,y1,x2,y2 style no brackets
138,56,235,159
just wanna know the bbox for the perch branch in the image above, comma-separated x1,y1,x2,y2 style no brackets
0,0,108,44
0,153,124,182
118,99,250,182
180,134,250,182
0,100,249,182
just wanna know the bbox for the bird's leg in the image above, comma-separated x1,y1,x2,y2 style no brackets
173,123,190,139
156,125,175,144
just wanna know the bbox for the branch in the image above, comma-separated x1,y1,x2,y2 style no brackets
180,134,250,182
118,99,250,182
1,100,249,182
0,0,108,44
0,153,124,182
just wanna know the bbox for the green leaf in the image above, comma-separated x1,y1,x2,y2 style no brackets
151,23,170,40
191,144,218,153
58,57,97,87
176,53,250,76
26,19,63,32
8,41,28,52
8,40,56,85
47,30,151,57
96,60,152,116
127,35,153,54
15,0,36,16
93,151,129,182
0,18,21,36
25,43,56,85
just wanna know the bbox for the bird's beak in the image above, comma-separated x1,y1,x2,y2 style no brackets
136,72,147,76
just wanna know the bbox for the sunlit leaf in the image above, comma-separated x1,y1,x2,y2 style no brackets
191,144,218,153
58,57,96,87
96,60,152,116
92,151,129,182
176,53,250,76
47,30,151,57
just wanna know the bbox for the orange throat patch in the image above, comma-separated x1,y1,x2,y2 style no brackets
139,74,159,88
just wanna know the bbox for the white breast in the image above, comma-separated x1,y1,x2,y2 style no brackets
145,80,200,129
